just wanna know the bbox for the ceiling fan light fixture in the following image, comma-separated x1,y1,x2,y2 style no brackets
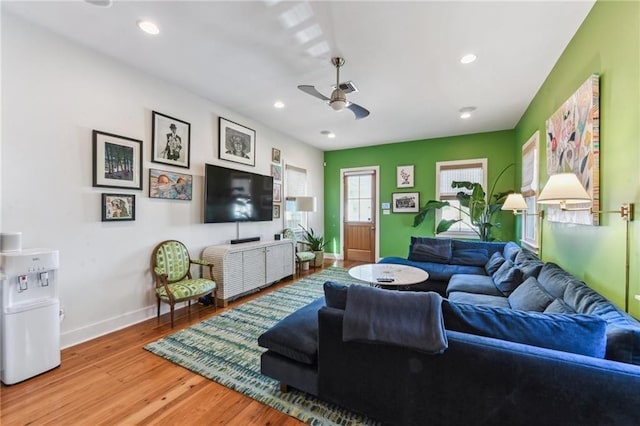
329,88,347,111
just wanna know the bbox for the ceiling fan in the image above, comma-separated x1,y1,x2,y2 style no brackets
298,57,370,120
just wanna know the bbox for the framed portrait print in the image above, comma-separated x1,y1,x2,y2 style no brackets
271,164,282,181
397,165,414,188
219,117,256,166
152,111,191,169
392,192,419,213
93,130,143,190
273,182,282,202
149,168,193,200
272,147,281,163
273,204,281,219
102,193,135,221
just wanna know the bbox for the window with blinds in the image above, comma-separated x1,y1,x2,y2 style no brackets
284,165,308,232
521,132,539,252
436,159,487,238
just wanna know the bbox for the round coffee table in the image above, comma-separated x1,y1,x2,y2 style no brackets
348,264,429,289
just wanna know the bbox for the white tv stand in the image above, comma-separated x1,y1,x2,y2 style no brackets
202,239,294,306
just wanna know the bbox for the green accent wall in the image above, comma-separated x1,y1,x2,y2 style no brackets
324,130,516,258
515,0,640,316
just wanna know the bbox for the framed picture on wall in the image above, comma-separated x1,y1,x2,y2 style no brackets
273,182,281,202
396,165,414,188
102,193,135,221
392,192,419,213
273,204,281,219
149,168,193,200
151,111,191,169
92,130,143,190
219,117,256,166
272,147,281,163
271,164,282,181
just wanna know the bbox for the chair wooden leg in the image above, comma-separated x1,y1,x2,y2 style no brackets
170,304,175,328
156,298,160,321
280,382,289,393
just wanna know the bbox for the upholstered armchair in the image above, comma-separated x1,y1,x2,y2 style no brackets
151,240,217,327
283,228,316,276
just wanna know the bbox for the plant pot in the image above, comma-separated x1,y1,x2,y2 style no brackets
313,250,324,268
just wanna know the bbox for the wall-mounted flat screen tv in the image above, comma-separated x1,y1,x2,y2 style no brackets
204,164,273,223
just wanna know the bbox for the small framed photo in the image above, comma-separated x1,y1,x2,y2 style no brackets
271,164,282,181
102,193,135,221
273,182,282,202
397,165,414,188
152,111,190,169
149,168,193,200
93,130,143,190
219,117,256,167
272,147,281,163
273,204,281,219
392,192,420,213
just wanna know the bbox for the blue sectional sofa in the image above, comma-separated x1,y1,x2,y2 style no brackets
258,238,640,425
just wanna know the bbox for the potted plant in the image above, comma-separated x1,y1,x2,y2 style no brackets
413,164,514,241
300,225,327,267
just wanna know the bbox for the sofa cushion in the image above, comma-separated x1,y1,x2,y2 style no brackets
514,249,544,280
502,242,521,262
324,281,348,310
484,251,506,276
544,298,576,314
492,260,523,296
536,262,580,299
447,292,510,308
449,249,489,266
508,277,555,312
447,274,502,297
257,297,324,365
408,237,452,263
442,300,608,358
378,256,486,282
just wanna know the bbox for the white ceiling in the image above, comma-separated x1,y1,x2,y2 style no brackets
3,0,595,151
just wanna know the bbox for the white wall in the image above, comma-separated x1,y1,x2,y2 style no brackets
1,14,324,348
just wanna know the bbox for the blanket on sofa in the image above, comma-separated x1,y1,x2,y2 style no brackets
343,285,447,354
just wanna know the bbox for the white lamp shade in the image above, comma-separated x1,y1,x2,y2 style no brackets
293,196,316,212
501,193,528,211
537,173,591,205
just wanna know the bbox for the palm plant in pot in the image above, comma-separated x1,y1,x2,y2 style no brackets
300,225,327,267
413,163,514,241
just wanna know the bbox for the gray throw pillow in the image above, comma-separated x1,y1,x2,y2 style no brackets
492,259,523,296
485,251,506,275
508,277,555,312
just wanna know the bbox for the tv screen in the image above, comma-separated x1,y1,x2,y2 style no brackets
204,164,273,223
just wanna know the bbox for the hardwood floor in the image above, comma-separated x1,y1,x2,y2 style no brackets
0,260,363,426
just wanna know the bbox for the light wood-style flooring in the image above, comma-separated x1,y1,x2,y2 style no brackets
0,260,363,426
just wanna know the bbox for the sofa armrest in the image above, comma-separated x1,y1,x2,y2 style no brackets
318,306,640,426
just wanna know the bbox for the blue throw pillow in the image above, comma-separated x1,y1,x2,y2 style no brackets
324,281,348,310
508,276,555,312
442,300,607,358
544,298,576,314
492,259,523,296
485,251,505,275
408,237,452,263
502,242,522,262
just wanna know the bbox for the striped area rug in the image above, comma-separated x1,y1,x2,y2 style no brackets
144,267,380,425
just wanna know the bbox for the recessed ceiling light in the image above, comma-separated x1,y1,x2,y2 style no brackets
320,130,336,138
460,54,477,64
137,20,160,35
84,0,112,7
327,132,336,139
274,101,285,109
459,106,476,119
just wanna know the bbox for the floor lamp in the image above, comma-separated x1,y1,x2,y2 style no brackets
502,193,545,258
536,173,635,312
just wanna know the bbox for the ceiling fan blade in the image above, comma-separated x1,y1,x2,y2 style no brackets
297,85,330,101
347,102,370,120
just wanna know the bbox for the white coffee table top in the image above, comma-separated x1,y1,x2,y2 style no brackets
348,264,429,287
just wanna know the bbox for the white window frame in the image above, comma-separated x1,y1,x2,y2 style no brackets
435,158,487,240
521,132,540,253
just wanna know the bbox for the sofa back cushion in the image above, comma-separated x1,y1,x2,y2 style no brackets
324,281,348,310
502,242,522,262
442,300,607,358
508,277,555,312
408,237,452,263
492,259,523,296
514,249,544,279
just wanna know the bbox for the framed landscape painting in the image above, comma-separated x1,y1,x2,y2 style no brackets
93,130,142,190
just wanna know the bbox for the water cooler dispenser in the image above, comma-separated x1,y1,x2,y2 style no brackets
0,233,61,385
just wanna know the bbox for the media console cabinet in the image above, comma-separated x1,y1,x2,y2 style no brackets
202,239,295,306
